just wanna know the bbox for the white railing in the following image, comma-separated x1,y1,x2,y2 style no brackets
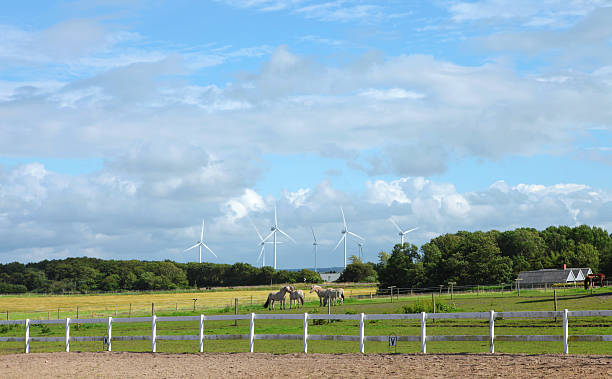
1,310,610,354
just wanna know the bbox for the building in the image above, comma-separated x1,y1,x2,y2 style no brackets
517,267,592,285
319,272,341,282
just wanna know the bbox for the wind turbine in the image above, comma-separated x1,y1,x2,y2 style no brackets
252,221,279,268
268,204,295,270
311,227,319,273
389,218,419,245
184,219,217,263
334,207,364,269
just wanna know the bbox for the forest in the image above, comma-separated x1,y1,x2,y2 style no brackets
372,225,611,289
0,259,321,294
0,225,610,293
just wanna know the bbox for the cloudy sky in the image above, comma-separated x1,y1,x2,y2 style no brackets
1,1,611,268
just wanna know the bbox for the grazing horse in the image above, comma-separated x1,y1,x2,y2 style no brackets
323,288,338,306
335,288,345,305
288,286,304,309
310,285,327,306
263,286,293,310
584,274,606,289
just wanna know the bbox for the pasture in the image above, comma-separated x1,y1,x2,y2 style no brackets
0,285,610,355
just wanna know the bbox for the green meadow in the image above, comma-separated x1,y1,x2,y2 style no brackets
0,286,610,355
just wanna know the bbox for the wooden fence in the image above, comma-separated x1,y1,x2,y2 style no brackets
1,309,610,354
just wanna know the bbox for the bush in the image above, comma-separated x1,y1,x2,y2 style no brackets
402,300,459,314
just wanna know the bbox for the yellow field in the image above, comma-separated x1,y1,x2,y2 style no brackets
0,285,377,320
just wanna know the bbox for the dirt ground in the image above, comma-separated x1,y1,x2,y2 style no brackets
0,352,610,378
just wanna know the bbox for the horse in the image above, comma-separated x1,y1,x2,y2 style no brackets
310,285,328,306
263,286,293,310
288,286,304,309
324,288,339,306
335,288,345,305
584,273,606,289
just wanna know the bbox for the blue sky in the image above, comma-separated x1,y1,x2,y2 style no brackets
0,0,611,268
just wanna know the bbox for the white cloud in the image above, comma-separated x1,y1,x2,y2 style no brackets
449,0,612,24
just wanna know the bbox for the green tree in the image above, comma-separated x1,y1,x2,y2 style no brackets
338,256,377,283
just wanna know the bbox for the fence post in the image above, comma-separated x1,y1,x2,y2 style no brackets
199,315,204,353
152,315,157,352
359,313,365,354
65,318,71,352
107,316,113,352
489,310,495,354
420,312,427,354
303,313,308,353
554,289,558,322
563,309,568,354
234,298,238,327
24,319,30,353
249,313,255,353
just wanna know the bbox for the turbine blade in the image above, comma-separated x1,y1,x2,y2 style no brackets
202,243,217,258
333,235,345,251
340,207,347,229
184,243,200,252
200,219,205,241
403,227,419,234
262,230,275,242
258,246,265,261
311,226,317,243
248,216,264,241
348,231,365,241
274,203,278,226
389,218,403,233
276,228,296,243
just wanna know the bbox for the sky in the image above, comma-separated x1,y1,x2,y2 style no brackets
0,0,611,269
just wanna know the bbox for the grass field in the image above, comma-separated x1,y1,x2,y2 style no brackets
0,285,610,355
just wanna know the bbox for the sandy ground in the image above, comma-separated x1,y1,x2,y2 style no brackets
0,352,610,378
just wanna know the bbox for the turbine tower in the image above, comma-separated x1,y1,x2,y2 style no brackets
334,207,364,269
311,227,319,273
184,219,217,263
389,218,419,245
268,204,295,270
358,242,364,260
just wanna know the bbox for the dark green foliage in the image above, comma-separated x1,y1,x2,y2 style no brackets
378,224,611,290
337,256,377,282
0,258,322,294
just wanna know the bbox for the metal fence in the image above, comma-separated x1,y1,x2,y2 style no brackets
1,309,610,354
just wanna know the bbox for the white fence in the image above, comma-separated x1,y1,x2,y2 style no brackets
1,310,610,354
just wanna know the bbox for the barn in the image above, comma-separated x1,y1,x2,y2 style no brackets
517,269,576,285
517,265,593,286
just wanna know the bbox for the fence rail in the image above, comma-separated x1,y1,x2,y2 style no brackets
1,309,610,354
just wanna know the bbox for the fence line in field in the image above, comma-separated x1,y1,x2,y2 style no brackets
0,309,611,354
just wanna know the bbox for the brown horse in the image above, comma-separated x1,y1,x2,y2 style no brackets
584,273,606,289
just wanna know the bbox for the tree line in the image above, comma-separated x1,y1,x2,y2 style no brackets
1,225,609,294
339,225,611,289
0,258,322,294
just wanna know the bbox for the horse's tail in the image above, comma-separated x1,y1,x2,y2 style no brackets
341,292,345,300
264,296,270,309
299,294,304,305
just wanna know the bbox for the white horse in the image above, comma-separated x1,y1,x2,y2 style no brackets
288,286,304,309
310,284,327,306
310,285,340,307
335,288,345,305
263,286,293,310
